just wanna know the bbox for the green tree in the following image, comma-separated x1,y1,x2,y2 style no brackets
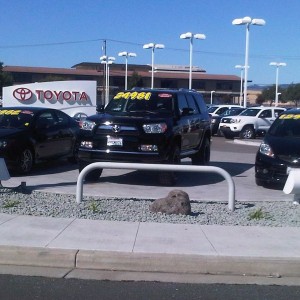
127,71,143,89
0,62,14,98
284,83,300,107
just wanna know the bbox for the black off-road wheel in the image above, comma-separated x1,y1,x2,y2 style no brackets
239,125,255,139
79,161,103,182
158,146,181,186
191,138,210,165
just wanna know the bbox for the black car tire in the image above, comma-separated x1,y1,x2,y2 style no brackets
79,161,103,182
255,177,264,186
158,146,180,186
239,125,255,139
191,138,210,165
17,148,34,174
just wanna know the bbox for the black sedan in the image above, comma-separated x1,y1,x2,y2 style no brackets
210,107,245,135
0,107,80,174
255,109,300,187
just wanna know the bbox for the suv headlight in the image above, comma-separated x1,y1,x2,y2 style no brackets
80,120,96,131
143,123,167,133
0,140,8,148
259,142,274,157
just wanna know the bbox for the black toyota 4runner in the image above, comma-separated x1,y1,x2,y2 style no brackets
78,89,211,185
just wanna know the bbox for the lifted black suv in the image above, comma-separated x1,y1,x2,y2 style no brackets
78,89,211,185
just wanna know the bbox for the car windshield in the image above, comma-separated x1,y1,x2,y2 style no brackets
207,106,219,113
221,108,244,117
269,114,300,137
0,109,34,129
105,91,174,114
240,108,261,117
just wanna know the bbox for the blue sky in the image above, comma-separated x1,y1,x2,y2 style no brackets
1,0,299,85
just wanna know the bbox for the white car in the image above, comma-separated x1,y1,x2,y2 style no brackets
207,104,243,117
219,106,286,139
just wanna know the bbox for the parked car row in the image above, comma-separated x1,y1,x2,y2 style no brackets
1,99,298,191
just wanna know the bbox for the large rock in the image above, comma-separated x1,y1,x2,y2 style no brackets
149,189,191,215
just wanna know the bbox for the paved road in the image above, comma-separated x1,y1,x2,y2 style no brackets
1,274,300,300
3,136,292,202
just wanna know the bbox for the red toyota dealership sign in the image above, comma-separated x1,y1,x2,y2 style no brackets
2,80,97,117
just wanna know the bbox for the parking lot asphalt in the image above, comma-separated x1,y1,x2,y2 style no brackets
1,138,300,284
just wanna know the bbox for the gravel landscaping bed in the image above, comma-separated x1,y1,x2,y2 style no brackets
0,188,299,227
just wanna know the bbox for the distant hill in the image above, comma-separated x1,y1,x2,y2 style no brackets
248,84,292,91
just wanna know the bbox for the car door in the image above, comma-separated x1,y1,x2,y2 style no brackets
34,111,62,159
176,93,193,150
257,109,273,131
185,93,202,148
53,110,76,156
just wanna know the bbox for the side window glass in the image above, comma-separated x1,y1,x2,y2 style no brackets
274,109,284,118
186,94,199,114
259,110,271,118
192,94,205,114
36,112,55,129
55,111,69,126
177,94,189,113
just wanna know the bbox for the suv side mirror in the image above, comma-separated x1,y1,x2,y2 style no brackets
181,107,194,116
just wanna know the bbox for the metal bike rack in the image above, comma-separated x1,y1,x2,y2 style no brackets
76,162,236,211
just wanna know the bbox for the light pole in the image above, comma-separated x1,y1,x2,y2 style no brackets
210,90,215,105
235,65,248,106
100,55,115,105
118,51,137,90
143,43,165,88
232,16,266,108
270,62,286,106
180,32,206,90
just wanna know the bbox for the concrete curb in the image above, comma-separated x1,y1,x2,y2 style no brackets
1,246,300,278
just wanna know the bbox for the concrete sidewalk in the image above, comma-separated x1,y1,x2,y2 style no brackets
0,212,300,283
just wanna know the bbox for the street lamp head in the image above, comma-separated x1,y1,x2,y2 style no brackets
180,32,206,40
128,52,137,57
194,33,206,40
100,55,107,61
232,16,265,26
154,44,165,49
118,52,127,57
108,56,115,61
251,18,266,26
270,62,287,67
143,43,164,49
180,32,192,39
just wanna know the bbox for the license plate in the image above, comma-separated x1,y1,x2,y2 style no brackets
107,136,123,146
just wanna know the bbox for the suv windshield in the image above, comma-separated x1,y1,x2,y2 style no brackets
0,109,34,129
105,91,174,114
240,108,261,117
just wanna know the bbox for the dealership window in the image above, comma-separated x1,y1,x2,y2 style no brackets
161,79,177,89
193,81,205,90
216,82,233,90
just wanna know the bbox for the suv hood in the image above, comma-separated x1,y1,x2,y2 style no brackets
88,112,172,124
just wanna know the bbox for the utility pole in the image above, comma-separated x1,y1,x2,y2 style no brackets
102,40,107,105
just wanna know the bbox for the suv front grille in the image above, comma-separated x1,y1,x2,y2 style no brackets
96,124,138,136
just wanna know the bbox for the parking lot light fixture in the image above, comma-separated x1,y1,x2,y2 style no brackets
232,16,266,108
180,32,206,90
118,52,137,90
210,90,215,105
235,65,248,106
270,62,286,106
100,56,115,105
143,43,165,89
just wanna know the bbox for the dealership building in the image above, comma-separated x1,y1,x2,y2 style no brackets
3,63,243,106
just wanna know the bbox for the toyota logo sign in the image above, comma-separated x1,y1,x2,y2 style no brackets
13,88,33,101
